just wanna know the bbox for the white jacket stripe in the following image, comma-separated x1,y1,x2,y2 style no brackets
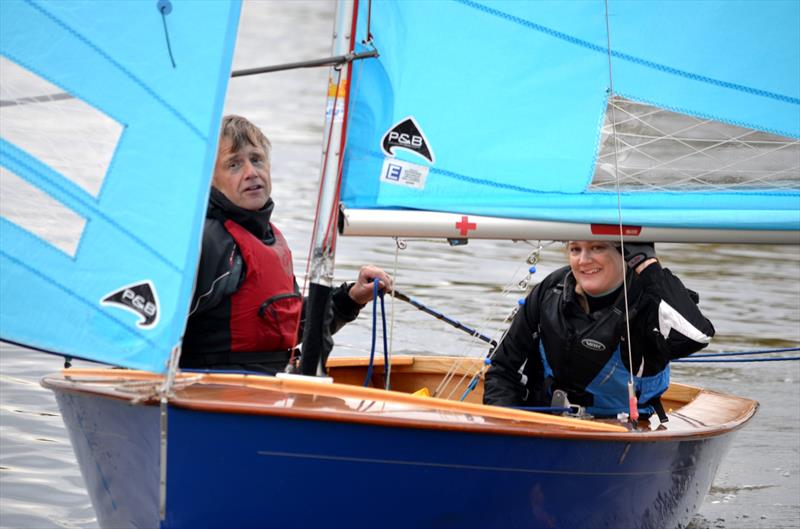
658,300,712,344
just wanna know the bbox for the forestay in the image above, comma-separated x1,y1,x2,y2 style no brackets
340,0,799,233
0,0,241,372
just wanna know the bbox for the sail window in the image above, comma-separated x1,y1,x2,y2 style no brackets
592,96,799,191
0,167,87,257
0,56,122,199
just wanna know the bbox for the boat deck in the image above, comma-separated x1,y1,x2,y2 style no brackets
42,355,758,441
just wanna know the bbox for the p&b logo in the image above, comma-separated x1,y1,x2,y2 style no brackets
381,116,435,163
101,280,160,328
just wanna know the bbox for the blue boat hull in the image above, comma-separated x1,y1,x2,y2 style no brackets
53,384,736,529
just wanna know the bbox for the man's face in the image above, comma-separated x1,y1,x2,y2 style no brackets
212,137,271,211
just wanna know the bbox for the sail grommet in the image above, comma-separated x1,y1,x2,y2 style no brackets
157,0,172,15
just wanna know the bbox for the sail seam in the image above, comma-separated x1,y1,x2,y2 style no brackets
0,250,166,356
25,0,206,140
2,145,182,272
455,0,800,106
613,90,799,142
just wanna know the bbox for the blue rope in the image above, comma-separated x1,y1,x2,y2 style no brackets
363,279,389,387
673,346,800,363
158,0,177,68
687,347,799,358
674,356,800,363
460,376,480,402
363,279,379,386
460,358,493,402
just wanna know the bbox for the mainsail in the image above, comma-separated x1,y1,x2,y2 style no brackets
0,0,242,372
339,0,799,240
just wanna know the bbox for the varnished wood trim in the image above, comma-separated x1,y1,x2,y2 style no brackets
41,355,759,441
327,355,415,368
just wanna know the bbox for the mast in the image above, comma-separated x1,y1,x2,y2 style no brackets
300,0,357,375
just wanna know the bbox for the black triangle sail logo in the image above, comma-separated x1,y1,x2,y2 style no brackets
381,116,435,163
101,280,160,328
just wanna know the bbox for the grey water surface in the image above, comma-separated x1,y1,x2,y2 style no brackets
1,2,799,528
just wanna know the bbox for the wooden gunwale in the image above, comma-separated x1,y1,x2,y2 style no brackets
42,355,758,442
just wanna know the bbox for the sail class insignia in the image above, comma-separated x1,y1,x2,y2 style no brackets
381,116,435,163
101,281,160,328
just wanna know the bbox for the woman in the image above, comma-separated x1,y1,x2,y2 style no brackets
483,241,714,418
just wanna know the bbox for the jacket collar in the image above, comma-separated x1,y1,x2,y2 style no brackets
564,268,634,314
208,187,275,243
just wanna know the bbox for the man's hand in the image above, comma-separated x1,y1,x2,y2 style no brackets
623,242,657,272
348,265,393,305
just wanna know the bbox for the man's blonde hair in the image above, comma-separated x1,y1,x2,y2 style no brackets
219,115,271,163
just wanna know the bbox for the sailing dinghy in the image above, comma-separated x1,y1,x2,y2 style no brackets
1,1,796,528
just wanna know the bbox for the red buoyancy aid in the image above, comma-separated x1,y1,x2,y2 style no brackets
223,220,302,352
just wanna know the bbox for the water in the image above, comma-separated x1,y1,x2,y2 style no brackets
1,1,799,528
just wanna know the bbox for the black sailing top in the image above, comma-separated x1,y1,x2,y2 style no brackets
483,263,715,408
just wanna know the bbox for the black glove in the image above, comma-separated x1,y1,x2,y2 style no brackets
623,242,656,269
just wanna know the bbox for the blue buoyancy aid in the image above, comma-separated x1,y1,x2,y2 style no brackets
539,341,669,417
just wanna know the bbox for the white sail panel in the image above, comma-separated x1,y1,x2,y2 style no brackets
593,96,800,191
0,167,86,257
0,57,122,198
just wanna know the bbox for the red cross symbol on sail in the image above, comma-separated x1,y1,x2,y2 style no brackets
455,215,477,236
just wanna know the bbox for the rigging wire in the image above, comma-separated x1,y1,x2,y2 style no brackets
296,1,372,369
445,242,554,401
385,237,405,389
604,0,640,423
320,14,373,254
289,66,343,363
437,242,548,400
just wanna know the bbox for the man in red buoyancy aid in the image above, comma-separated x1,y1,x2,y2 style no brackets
181,115,392,374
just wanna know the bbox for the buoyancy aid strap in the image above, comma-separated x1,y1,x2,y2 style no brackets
644,396,669,423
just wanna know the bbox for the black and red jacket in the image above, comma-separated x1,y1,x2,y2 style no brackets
181,189,361,368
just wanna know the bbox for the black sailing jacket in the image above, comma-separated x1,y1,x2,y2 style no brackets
483,263,715,408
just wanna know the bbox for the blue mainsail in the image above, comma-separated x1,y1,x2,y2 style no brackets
341,0,799,231
0,0,241,372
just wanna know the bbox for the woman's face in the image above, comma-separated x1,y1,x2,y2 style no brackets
568,241,624,296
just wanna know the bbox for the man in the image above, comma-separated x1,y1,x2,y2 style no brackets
181,115,391,373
